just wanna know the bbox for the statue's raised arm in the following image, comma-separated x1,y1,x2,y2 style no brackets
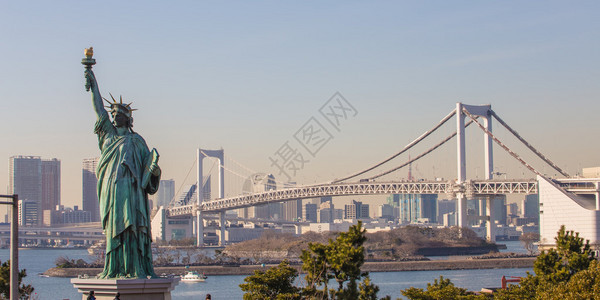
82,47,108,120
85,69,109,120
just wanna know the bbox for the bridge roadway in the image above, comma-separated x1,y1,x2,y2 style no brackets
167,178,600,217
168,179,540,217
0,223,104,243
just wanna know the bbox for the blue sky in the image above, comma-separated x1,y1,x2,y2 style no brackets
1,1,599,208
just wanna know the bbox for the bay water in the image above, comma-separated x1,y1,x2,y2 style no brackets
0,241,532,299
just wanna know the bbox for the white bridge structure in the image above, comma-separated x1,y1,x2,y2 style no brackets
157,102,600,248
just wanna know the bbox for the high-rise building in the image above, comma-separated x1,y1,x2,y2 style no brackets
10,156,42,202
41,158,61,224
10,156,42,226
282,199,302,221
523,194,539,219
241,173,277,219
303,203,318,222
492,195,508,226
82,158,100,222
318,201,335,223
397,194,437,223
157,179,175,208
344,200,369,219
437,199,456,225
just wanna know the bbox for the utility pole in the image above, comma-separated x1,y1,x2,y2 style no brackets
0,194,19,300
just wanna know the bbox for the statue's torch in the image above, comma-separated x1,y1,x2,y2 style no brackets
82,47,96,91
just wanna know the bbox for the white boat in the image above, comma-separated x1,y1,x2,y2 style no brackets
180,271,207,282
87,241,106,256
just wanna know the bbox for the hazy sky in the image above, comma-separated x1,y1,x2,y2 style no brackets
1,1,599,208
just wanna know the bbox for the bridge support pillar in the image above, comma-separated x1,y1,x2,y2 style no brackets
457,193,468,228
478,199,486,225
486,197,495,242
595,182,600,210
219,212,226,246
196,210,204,247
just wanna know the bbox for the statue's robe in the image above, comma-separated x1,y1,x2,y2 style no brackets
94,113,159,278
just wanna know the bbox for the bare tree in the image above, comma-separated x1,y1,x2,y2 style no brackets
519,232,540,255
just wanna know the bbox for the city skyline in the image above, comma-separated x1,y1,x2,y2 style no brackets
1,2,599,209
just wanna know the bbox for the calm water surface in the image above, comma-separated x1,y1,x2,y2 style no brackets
0,241,531,299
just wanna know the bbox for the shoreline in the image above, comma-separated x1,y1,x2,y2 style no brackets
43,257,535,277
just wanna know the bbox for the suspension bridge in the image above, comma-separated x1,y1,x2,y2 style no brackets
154,103,600,247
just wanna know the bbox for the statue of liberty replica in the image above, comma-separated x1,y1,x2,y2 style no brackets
83,47,160,279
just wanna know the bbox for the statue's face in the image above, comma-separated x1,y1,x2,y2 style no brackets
113,112,130,128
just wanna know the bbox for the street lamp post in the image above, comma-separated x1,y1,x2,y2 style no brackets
0,194,19,300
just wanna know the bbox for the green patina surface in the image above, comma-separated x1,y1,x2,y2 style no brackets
84,57,160,279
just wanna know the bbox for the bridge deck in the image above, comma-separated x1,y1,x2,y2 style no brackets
167,179,557,216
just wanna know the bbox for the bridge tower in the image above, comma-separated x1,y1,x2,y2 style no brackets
196,148,225,246
456,103,495,241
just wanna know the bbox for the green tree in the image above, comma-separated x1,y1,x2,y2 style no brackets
239,260,300,300
358,275,380,300
301,242,331,299
241,222,383,299
301,221,377,299
536,260,600,299
401,276,488,300
495,225,596,299
0,260,34,299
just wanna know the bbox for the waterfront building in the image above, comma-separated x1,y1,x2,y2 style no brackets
225,226,265,243
60,206,92,224
157,179,175,208
82,157,100,222
538,174,600,250
18,199,39,226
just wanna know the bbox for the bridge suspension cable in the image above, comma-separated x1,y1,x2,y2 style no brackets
332,109,457,183
366,119,476,180
168,157,216,207
225,155,258,176
168,158,197,207
490,110,569,178
463,109,548,179
199,149,318,191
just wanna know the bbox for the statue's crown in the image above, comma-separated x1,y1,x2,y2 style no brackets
103,93,137,118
